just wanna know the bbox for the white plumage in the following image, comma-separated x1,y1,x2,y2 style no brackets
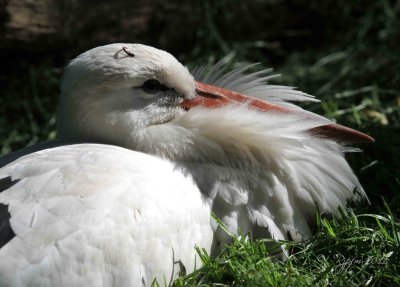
0,145,212,286
0,43,371,286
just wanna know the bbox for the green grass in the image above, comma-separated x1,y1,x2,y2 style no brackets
0,64,59,156
168,207,400,287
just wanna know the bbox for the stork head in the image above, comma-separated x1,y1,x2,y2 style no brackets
58,44,198,145
58,43,373,154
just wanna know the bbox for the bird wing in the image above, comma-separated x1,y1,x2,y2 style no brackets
0,140,63,168
0,144,212,287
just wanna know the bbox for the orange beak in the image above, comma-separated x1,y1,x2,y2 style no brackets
180,81,374,143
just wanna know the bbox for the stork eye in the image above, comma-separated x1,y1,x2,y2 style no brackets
141,79,171,94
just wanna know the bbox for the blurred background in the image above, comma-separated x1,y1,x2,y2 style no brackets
0,0,399,214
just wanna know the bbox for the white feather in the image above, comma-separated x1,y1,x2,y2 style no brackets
171,106,364,244
0,144,212,286
192,60,318,106
0,43,368,285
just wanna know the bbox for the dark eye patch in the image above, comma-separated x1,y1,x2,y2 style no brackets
141,79,172,94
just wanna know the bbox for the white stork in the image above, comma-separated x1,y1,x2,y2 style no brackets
0,44,372,286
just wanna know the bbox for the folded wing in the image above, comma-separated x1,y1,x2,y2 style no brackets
0,144,212,287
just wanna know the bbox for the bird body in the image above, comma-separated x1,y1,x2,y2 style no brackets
0,144,212,286
0,43,372,285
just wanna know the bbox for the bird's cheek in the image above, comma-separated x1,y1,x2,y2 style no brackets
137,89,156,100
